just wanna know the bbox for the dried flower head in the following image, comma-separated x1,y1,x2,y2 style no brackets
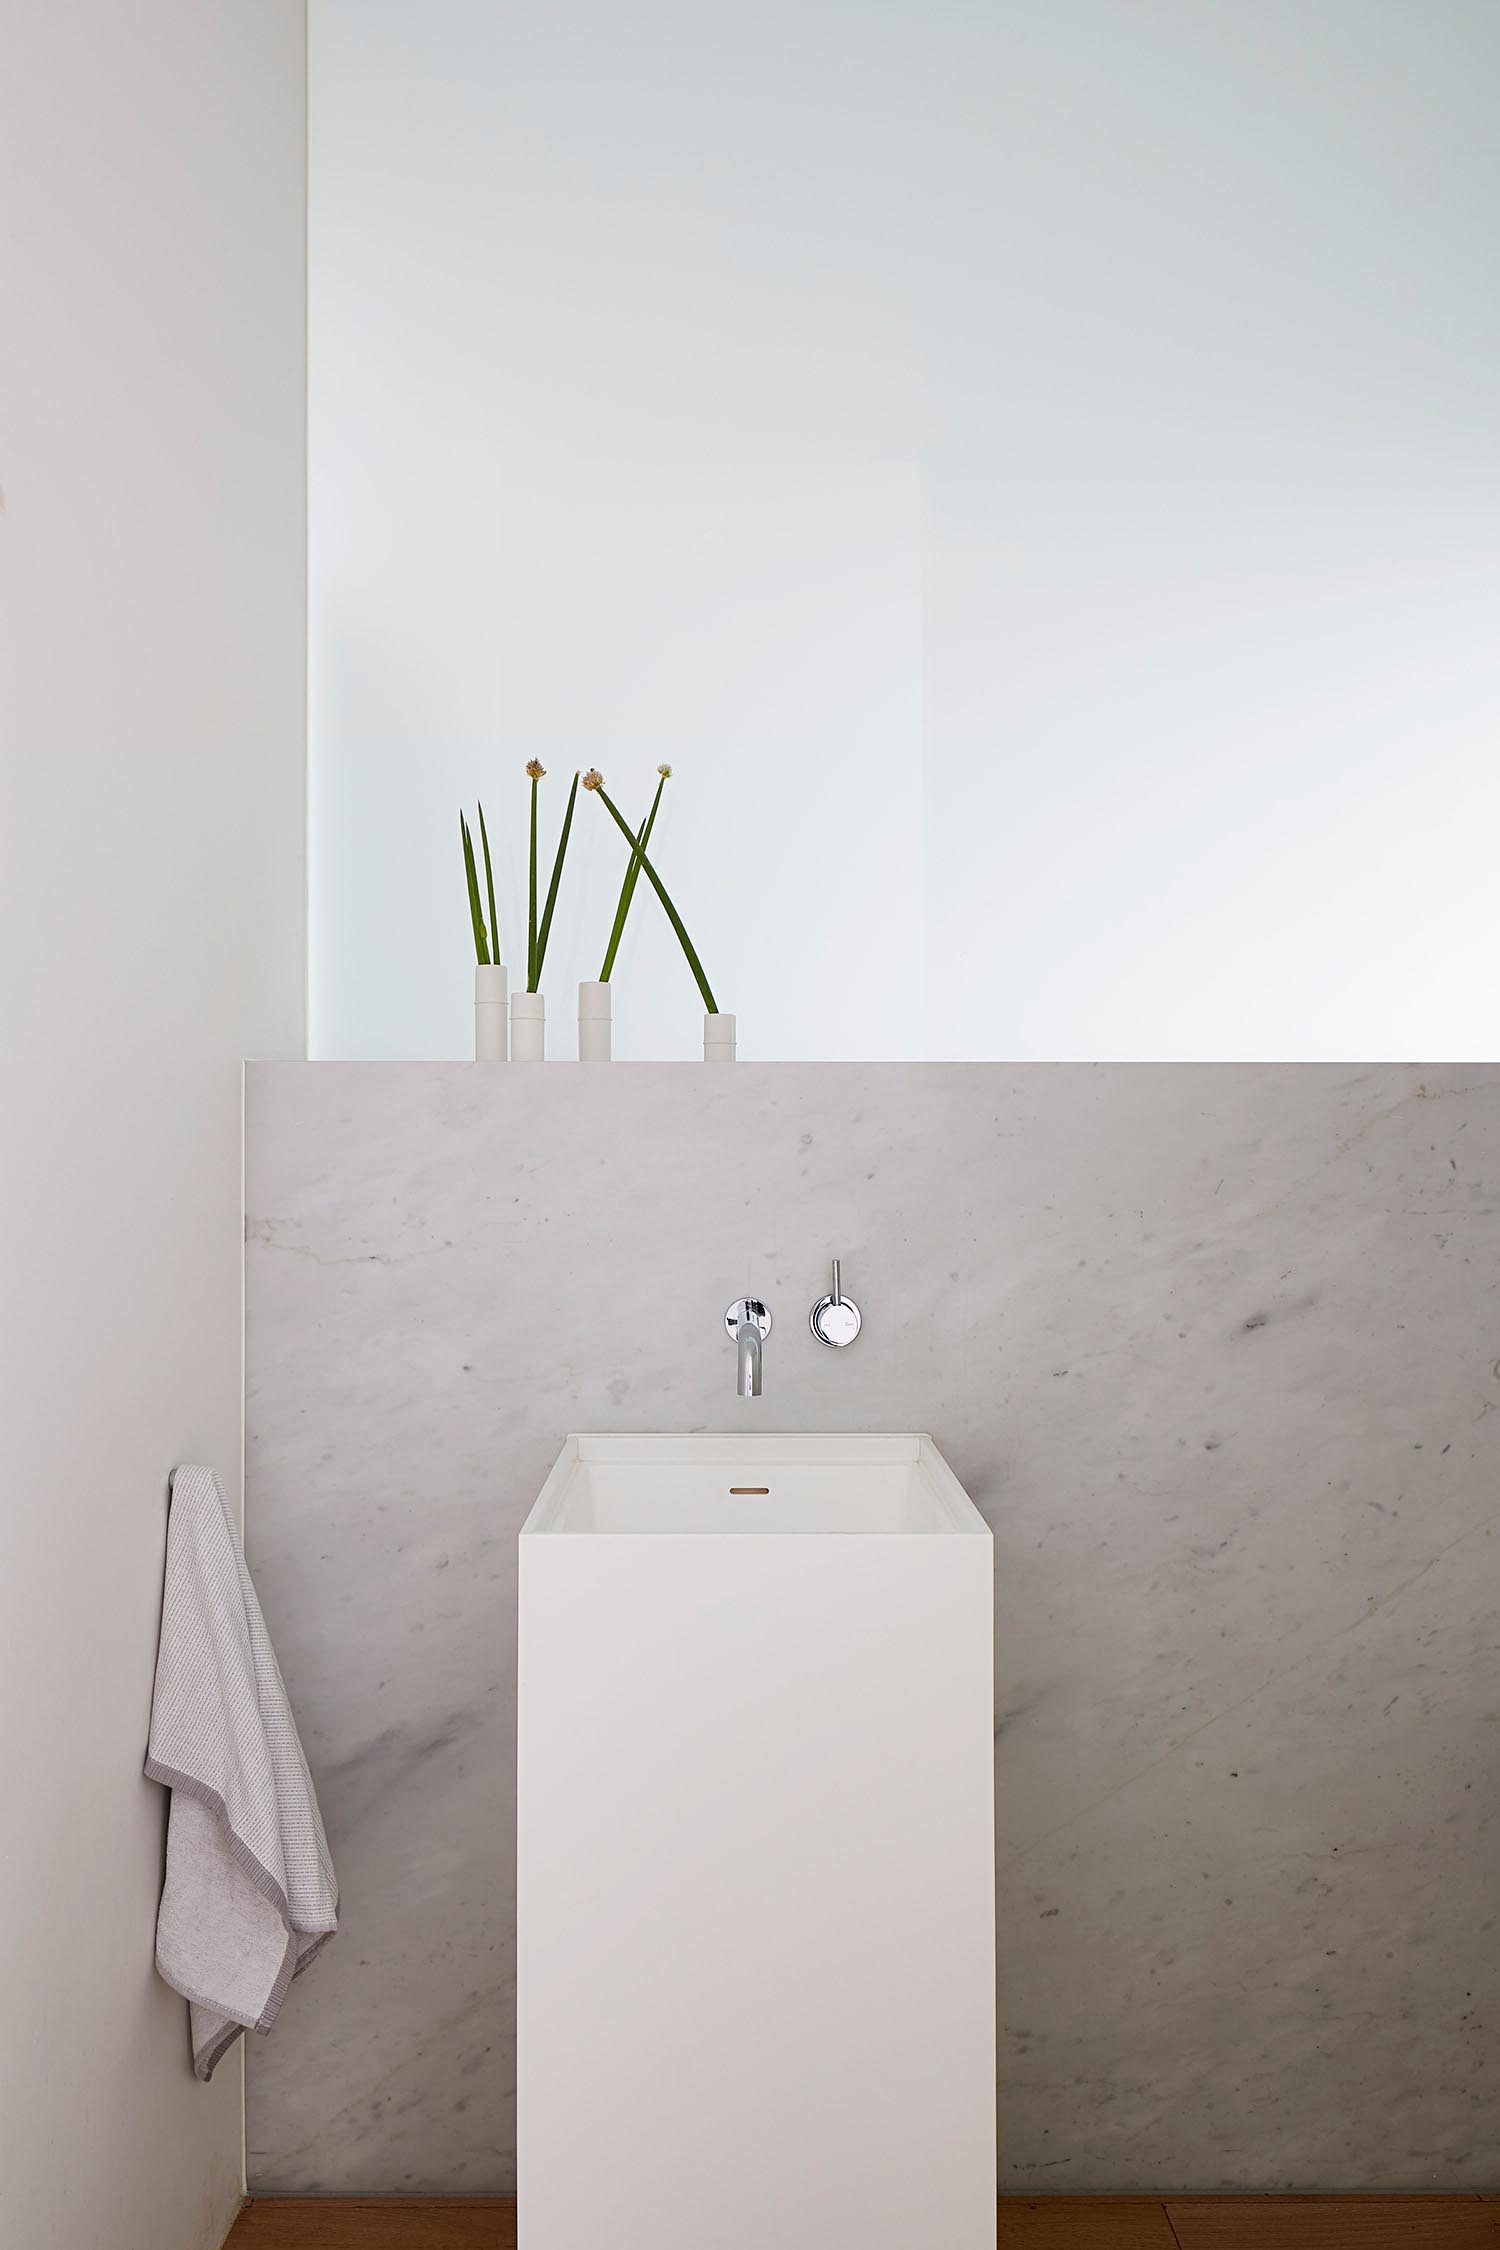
525,758,546,780
657,763,673,779
582,768,604,791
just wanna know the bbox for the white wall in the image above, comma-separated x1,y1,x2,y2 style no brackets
0,6,307,2247
309,0,1500,1061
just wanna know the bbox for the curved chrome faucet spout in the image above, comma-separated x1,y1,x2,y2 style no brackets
725,1298,771,1399
737,1320,762,1398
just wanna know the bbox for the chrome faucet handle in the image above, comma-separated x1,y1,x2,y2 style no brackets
811,1260,861,1347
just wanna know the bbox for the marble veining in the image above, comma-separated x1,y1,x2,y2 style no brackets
243,1063,1500,2193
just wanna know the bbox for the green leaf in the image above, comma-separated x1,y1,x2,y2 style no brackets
527,775,539,991
599,810,648,983
600,771,666,981
593,783,717,1013
534,769,579,983
461,813,490,966
477,800,500,964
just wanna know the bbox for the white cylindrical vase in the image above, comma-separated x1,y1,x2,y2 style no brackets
703,1012,736,1062
512,989,545,1063
578,981,612,1061
475,963,509,1062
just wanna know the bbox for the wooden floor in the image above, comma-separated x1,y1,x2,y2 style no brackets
228,2196,1500,2247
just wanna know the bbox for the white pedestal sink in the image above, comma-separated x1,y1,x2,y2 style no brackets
517,1433,995,2249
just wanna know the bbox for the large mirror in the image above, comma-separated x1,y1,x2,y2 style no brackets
309,0,1498,1060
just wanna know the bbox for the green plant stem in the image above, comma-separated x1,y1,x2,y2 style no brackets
477,801,500,963
594,784,717,1013
461,813,490,965
527,775,539,990
600,773,666,981
533,770,579,987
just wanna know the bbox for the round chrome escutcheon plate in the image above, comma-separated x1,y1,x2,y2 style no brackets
810,1293,862,1347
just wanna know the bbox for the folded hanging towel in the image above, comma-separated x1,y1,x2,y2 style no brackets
145,1464,338,2080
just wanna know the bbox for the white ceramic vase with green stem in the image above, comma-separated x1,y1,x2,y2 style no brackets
475,963,509,1062
584,767,736,1064
578,981,611,1061
511,989,545,1063
462,804,509,1063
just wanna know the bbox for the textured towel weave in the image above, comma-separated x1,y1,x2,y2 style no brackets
145,1464,338,2079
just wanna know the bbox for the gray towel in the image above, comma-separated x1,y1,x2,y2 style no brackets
145,1464,338,2080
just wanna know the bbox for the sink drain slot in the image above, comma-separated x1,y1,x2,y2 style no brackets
729,1485,770,1496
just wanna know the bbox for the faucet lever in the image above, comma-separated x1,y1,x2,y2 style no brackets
811,1260,862,1348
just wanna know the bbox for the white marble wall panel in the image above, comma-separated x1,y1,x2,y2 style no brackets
244,1064,1500,2192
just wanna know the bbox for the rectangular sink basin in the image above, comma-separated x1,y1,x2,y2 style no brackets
517,1432,995,2250
523,1429,986,1535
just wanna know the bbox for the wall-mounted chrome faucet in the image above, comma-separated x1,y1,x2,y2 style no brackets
725,1298,771,1398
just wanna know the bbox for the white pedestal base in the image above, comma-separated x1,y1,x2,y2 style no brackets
517,1433,995,2250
